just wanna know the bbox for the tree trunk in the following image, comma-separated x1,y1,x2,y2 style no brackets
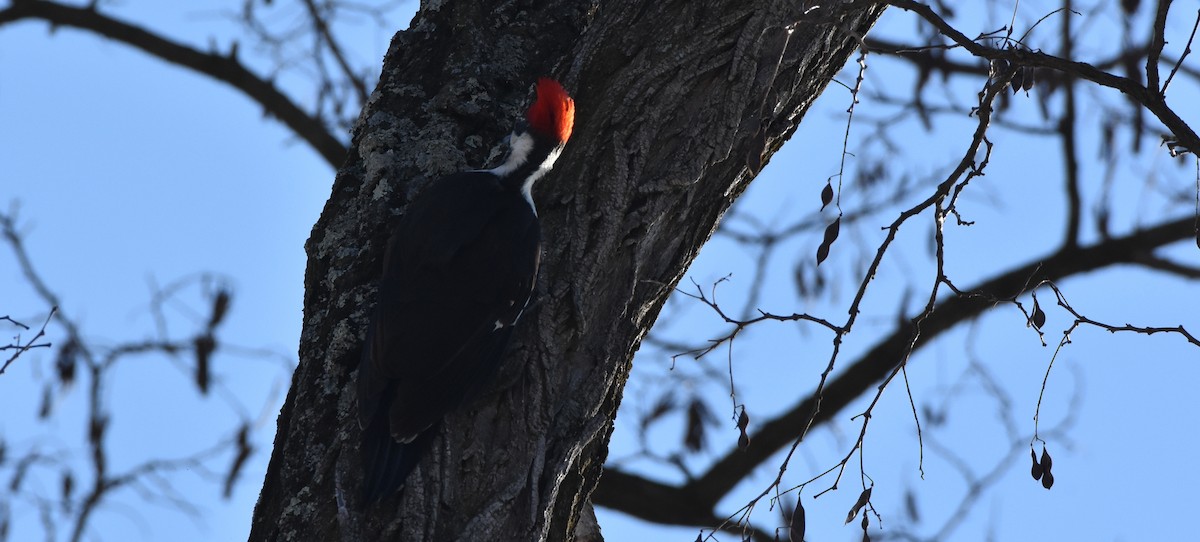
248,1,885,540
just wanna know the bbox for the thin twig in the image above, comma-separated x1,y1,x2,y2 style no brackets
0,0,347,165
0,308,56,375
1162,9,1200,93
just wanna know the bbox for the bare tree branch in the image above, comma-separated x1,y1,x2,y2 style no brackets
883,0,1200,155
1,208,292,541
0,309,54,375
594,214,1197,526
0,0,347,166
299,0,369,105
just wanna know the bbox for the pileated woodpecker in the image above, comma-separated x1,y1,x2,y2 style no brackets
357,78,575,503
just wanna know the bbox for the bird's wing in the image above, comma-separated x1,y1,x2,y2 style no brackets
358,172,541,441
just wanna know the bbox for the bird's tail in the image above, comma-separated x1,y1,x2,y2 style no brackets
360,413,434,505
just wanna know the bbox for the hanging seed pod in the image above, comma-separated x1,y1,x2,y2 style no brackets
1011,68,1025,94
789,499,806,542
194,333,216,395
1031,298,1046,329
816,216,841,265
208,288,232,329
845,487,872,524
736,408,751,449
1041,470,1055,489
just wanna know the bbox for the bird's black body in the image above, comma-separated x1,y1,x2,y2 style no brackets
358,171,541,502
357,78,574,504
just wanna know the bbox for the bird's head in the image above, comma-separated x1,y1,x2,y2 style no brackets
489,78,574,191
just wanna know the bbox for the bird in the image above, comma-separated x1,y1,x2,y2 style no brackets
357,78,575,504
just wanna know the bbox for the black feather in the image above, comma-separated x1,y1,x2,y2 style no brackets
357,170,542,505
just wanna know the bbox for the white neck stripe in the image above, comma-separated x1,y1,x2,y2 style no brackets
519,146,563,216
484,132,563,216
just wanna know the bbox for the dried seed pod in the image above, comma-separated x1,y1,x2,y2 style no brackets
1030,448,1043,480
1040,446,1053,473
208,288,232,329
1041,470,1055,489
194,334,216,395
816,217,841,265
820,182,834,211
224,424,253,499
736,409,751,449
789,499,806,542
55,339,78,386
1031,298,1046,329
845,487,872,524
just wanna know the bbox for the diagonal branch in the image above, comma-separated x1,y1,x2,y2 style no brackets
300,0,369,105
883,0,1200,155
0,0,348,167
593,214,1197,525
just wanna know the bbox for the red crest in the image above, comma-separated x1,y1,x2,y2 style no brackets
526,78,575,143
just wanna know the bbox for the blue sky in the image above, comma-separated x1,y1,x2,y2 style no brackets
2,2,1199,541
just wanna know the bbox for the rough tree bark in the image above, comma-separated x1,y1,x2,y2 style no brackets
248,1,885,540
